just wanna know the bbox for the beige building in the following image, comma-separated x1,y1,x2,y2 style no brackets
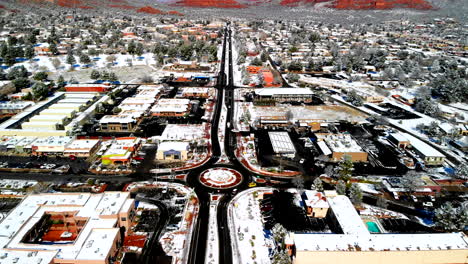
315,133,368,162
288,194,468,264
302,191,329,218
156,142,189,161
0,192,135,264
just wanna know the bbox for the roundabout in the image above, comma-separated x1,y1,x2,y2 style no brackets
199,167,243,189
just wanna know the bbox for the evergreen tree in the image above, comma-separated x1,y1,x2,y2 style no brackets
90,70,101,80
335,155,354,181
434,202,468,231
0,42,7,58
349,183,363,205
57,75,66,89
49,43,58,55
127,40,136,55
108,72,118,82
79,54,91,64
336,180,347,195
313,177,324,192
25,45,35,59
135,42,144,57
66,51,76,65
31,82,49,100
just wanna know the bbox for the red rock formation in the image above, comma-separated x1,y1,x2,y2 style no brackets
174,0,246,8
136,6,165,14
331,0,432,9
167,10,184,16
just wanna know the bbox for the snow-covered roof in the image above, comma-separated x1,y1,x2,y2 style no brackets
268,131,296,154
327,195,369,235
256,88,313,96
303,191,329,208
316,133,364,154
0,192,133,263
158,141,189,151
294,232,468,252
403,132,445,158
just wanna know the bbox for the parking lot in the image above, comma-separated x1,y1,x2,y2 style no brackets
0,155,89,174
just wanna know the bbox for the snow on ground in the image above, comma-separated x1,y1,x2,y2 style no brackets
216,89,229,163
231,31,244,87
205,194,222,264
15,53,157,74
229,188,274,264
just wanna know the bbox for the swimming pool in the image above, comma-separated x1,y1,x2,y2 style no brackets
366,221,381,233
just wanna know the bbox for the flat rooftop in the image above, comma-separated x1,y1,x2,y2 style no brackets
268,131,296,154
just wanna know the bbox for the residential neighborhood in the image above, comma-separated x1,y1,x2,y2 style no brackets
0,1,465,264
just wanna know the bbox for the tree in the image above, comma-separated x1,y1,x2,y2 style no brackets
434,202,468,231
33,72,48,81
313,177,324,192
66,52,76,65
140,75,154,83
57,75,66,89
25,45,35,59
292,177,305,191
12,78,30,90
127,40,136,55
108,72,118,82
135,43,144,57
347,90,364,106
272,250,291,264
90,70,101,80
455,163,468,180
349,183,363,205
414,97,441,118
286,73,300,83
260,52,268,62
336,180,347,195
106,55,116,65
52,58,61,70
7,66,28,80
49,43,58,55
79,54,91,64
287,61,302,72
400,171,423,193
272,223,287,248
31,82,49,100
250,57,262,66
335,155,354,181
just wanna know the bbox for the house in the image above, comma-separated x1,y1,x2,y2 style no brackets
301,190,329,218
156,141,190,161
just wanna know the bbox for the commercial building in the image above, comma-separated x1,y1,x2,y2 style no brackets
100,137,141,165
0,192,135,264
65,83,111,93
389,132,445,166
31,136,74,155
0,101,33,114
156,141,190,161
63,139,101,157
268,131,296,158
255,88,314,102
288,193,468,264
151,99,191,117
315,133,368,162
